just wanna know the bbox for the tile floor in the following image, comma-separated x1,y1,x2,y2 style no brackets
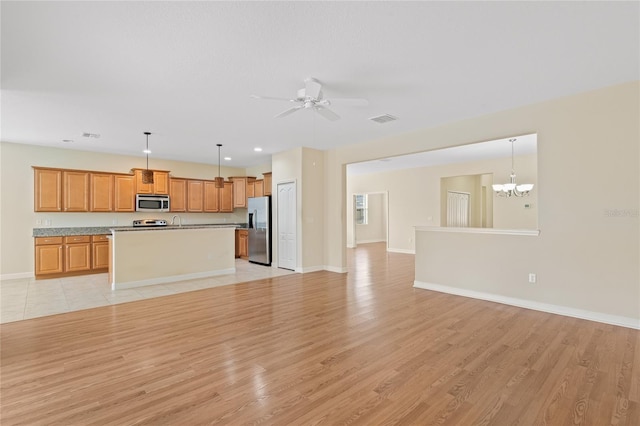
0,260,295,323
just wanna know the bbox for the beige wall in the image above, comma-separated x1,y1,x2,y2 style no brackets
330,81,639,322
301,147,325,270
347,154,537,252
0,142,248,277
354,193,386,244
271,147,325,272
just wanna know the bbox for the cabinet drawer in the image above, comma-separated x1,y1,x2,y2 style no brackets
92,234,109,242
64,235,91,244
35,236,63,245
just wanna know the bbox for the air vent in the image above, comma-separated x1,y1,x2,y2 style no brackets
82,132,101,139
369,114,398,124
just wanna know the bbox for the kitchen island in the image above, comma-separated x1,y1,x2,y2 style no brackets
109,225,237,290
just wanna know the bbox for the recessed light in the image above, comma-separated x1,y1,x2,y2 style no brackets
143,149,151,154
62,139,74,143
254,147,262,152
224,157,231,161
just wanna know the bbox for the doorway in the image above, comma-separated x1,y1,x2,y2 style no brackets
349,191,389,250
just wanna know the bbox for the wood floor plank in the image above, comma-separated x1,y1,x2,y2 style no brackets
1,243,639,425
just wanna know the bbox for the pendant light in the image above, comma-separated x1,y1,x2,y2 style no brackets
215,143,224,188
492,138,534,197
142,132,154,184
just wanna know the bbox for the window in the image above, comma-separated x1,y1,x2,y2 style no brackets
355,194,368,225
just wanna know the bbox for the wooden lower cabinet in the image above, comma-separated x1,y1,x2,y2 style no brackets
35,234,110,279
92,235,110,270
65,237,91,273
235,229,249,259
35,237,64,275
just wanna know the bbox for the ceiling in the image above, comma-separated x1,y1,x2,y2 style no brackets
2,2,638,168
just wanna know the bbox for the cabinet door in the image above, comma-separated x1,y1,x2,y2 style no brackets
247,181,255,199
92,242,109,269
170,178,187,212
187,180,204,212
238,230,249,258
35,244,64,275
153,171,169,195
204,181,220,212
133,169,152,194
263,172,272,196
231,177,247,208
34,168,62,212
114,175,135,212
63,171,90,212
90,173,114,212
65,243,91,272
220,181,234,213
254,180,264,197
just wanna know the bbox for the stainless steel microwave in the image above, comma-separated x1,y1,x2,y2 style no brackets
136,194,170,212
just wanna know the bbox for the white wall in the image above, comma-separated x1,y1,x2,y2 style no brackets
328,81,639,323
0,142,248,277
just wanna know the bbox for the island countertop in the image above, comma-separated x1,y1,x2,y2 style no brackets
33,223,247,237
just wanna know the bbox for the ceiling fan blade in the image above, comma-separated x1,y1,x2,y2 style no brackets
304,78,322,100
251,95,295,102
275,105,304,118
314,105,340,121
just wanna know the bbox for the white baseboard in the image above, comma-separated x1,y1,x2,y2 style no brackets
0,272,34,281
112,268,236,290
355,239,386,244
324,265,348,274
387,248,415,254
413,280,640,330
299,265,324,273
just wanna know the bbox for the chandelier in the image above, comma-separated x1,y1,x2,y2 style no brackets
492,138,534,197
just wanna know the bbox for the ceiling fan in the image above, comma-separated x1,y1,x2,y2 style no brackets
251,77,368,121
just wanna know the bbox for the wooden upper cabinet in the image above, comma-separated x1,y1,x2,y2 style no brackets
203,180,233,213
63,171,90,212
254,179,264,197
220,181,233,213
247,181,255,199
133,169,169,195
204,181,220,213
187,180,204,212
34,168,62,212
90,173,114,212
170,178,187,212
152,171,169,194
114,174,135,212
230,176,256,208
263,172,272,196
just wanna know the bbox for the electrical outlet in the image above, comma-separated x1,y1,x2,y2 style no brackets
36,219,42,225
112,219,118,225
528,273,537,283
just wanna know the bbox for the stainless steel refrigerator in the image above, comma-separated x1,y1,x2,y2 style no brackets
247,196,271,266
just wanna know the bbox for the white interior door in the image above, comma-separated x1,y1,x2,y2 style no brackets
277,181,296,270
447,191,470,227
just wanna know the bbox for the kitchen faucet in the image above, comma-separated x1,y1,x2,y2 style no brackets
171,215,182,227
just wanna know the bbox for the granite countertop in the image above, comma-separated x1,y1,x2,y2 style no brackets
33,223,248,237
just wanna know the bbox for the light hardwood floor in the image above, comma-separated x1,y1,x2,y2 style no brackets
1,243,639,425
